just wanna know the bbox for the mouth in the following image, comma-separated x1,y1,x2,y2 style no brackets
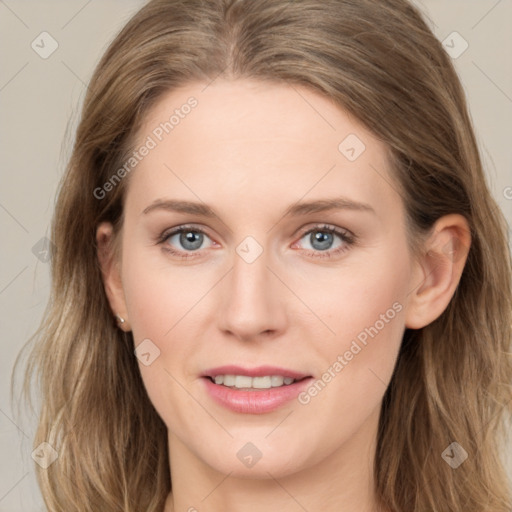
204,374,309,391
201,365,311,390
200,365,314,414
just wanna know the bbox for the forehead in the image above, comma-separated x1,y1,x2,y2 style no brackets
125,79,398,220
138,79,377,156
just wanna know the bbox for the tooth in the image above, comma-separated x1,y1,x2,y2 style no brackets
252,376,272,389
234,375,253,388
213,374,298,389
270,375,284,387
223,375,236,386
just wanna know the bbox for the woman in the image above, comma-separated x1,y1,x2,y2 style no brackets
13,0,512,511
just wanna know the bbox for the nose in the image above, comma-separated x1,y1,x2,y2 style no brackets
217,242,288,342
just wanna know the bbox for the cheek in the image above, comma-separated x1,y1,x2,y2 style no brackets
121,241,210,338
319,242,409,345
305,242,410,413
122,271,200,431
120,245,214,422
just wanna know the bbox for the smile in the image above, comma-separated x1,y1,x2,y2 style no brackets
209,374,299,389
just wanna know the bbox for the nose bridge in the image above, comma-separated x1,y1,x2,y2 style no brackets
232,238,269,296
217,234,286,339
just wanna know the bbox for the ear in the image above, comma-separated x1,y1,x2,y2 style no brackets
405,214,471,329
96,222,131,332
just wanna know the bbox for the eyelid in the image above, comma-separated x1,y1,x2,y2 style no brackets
294,223,355,242
155,224,216,260
156,224,213,243
156,222,356,259
291,223,356,259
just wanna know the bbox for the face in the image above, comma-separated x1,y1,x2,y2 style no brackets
104,79,420,478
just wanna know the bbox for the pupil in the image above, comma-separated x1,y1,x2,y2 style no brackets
312,231,332,251
181,231,203,250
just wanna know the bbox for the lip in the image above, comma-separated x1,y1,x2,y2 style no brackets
201,366,313,414
201,365,309,380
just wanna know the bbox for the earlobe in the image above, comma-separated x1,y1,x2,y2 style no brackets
96,222,131,331
405,214,471,330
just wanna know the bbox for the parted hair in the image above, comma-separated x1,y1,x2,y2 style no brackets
13,0,512,510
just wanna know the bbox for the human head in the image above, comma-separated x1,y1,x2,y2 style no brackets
16,1,512,511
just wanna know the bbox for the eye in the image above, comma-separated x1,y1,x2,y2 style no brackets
157,225,214,259
293,224,355,259
156,223,356,260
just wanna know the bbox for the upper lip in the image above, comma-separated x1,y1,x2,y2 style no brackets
201,365,310,380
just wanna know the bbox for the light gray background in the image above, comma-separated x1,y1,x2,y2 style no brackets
1,1,511,510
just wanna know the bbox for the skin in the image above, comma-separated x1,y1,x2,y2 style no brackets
97,79,471,512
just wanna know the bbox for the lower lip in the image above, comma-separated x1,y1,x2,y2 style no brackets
202,377,314,414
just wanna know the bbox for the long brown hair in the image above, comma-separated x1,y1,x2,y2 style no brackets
12,0,512,510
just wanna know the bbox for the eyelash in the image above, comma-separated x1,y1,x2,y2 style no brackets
156,224,356,260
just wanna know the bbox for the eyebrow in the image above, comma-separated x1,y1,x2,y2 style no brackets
142,197,376,217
